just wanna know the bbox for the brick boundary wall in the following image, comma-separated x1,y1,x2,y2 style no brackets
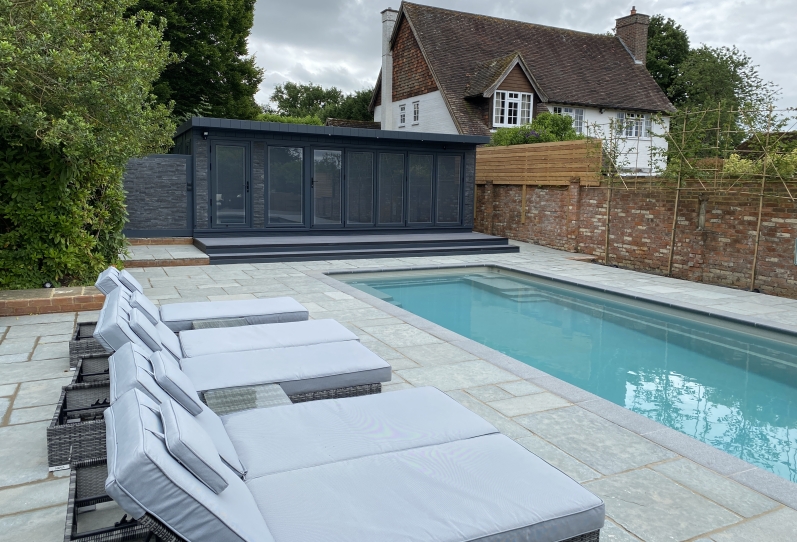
475,180,797,298
0,287,104,316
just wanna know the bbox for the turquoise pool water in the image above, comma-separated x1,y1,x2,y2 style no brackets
343,269,797,481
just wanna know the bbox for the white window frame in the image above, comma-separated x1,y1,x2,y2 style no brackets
493,91,533,128
399,104,406,127
412,101,419,124
552,106,585,134
617,112,651,138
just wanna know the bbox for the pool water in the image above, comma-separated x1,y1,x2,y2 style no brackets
343,269,797,482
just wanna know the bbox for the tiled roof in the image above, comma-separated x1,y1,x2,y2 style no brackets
396,2,675,135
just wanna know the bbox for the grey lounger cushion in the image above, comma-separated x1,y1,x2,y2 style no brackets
247,433,604,542
149,351,205,416
160,297,309,332
105,390,273,542
222,387,497,480
96,288,356,359
179,341,391,395
130,291,161,326
178,319,358,358
160,399,230,494
108,344,245,476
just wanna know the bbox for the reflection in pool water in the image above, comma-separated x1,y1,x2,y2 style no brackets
344,270,797,482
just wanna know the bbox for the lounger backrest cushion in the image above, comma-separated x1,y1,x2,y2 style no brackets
149,351,204,416
118,269,144,294
109,345,246,477
95,267,123,295
130,291,161,326
129,309,163,353
94,288,144,353
105,390,273,542
155,321,184,361
160,399,229,494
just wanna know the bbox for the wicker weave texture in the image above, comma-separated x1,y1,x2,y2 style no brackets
69,322,107,368
202,383,292,416
191,317,249,330
288,383,382,403
72,356,111,385
48,383,110,468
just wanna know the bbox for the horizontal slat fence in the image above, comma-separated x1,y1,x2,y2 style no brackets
476,139,603,186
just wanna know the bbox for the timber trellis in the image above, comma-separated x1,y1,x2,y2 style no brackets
475,104,797,291
476,139,602,225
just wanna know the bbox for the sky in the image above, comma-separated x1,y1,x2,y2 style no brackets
249,0,796,111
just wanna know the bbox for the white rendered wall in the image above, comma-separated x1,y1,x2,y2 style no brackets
547,105,670,175
382,91,459,134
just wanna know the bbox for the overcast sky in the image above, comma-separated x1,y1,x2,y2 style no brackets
249,0,796,110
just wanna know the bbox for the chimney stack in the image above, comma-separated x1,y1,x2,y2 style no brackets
380,8,398,130
615,7,650,65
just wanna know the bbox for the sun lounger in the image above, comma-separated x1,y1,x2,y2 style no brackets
95,267,309,331
110,341,391,405
105,388,604,542
93,288,357,359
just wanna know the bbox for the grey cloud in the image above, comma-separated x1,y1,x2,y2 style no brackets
250,0,796,108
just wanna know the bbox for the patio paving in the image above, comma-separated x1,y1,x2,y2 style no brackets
1,240,796,540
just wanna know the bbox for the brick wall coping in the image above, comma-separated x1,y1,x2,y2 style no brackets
0,286,104,316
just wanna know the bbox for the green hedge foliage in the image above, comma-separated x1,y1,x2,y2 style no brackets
489,112,585,146
0,0,175,289
256,113,324,125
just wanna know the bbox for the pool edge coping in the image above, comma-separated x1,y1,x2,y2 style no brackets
313,264,797,510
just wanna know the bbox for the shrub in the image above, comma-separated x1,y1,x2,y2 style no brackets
256,113,323,125
0,0,175,289
489,112,585,146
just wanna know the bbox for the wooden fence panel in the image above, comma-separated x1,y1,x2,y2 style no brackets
475,139,603,186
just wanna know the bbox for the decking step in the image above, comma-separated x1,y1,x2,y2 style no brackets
205,243,519,264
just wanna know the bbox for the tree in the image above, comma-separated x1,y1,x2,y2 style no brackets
269,82,374,122
324,89,375,122
0,0,175,289
132,0,264,120
646,15,690,104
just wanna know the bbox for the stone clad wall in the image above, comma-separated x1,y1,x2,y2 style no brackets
123,155,191,236
475,181,797,297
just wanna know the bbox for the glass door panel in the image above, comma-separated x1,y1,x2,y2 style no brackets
313,150,342,225
378,153,404,224
347,152,374,225
436,155,462,223
268,146,303,225
213,144,247,226
408,154,433,223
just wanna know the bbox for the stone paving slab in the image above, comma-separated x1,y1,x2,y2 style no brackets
2,240,797,540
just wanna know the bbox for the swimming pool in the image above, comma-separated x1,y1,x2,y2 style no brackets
341,267,797,482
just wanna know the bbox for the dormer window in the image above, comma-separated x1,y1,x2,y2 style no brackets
493,91,532,127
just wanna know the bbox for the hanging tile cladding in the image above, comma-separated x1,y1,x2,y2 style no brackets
392,16,438,103
475,182,797,298
252,142,265,227
123,155,189,231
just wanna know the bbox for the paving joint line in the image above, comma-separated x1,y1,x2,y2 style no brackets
0,383,21,427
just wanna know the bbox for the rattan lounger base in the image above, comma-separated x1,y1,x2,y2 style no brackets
69,322,107,368
64,458,180,542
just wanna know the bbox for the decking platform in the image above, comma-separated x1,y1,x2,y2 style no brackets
193,232,519,264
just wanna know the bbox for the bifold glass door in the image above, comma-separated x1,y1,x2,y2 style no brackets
347,152,374,225
212,142,249,227
378,153,405,224
268,146,304,225
313,150,343,226
408,154,433,224
436,155,462,223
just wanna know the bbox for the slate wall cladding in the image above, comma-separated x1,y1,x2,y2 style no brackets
392,17,438,103
194,135,209,229
462,149,476,228
123,155,189,232
475,182,797,298
252,141,266,228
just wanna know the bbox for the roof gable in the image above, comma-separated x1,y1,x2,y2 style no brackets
397,2,675,135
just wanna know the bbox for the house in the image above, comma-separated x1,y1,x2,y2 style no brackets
369,3,676,174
